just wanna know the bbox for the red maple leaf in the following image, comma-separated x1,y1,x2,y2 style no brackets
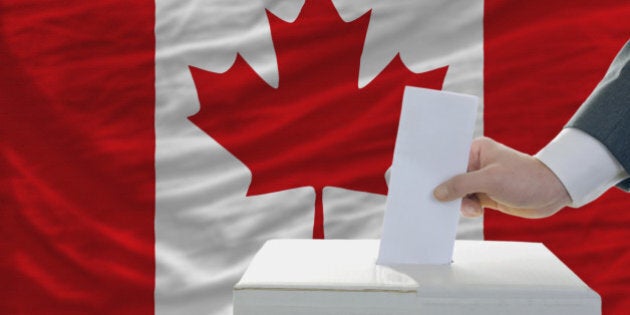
189,0,447,238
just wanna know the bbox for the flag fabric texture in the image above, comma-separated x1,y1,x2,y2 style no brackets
1,1,629,314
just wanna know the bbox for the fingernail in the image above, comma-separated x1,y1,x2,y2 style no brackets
434,185,449,200
462,205,482,217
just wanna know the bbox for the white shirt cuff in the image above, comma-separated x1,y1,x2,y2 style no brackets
535,128,629,208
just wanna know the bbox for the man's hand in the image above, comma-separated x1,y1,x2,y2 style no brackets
433,137,572,218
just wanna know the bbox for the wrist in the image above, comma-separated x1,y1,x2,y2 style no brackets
534,157,572,211
535,128,628,207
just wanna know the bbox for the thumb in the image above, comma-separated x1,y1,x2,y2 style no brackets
433,169,492,201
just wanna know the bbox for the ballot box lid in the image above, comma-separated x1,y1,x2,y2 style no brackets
233,239,600,315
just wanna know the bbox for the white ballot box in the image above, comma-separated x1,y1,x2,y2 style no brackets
233,239,600,315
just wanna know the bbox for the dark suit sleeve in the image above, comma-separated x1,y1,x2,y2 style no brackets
567,40,630,191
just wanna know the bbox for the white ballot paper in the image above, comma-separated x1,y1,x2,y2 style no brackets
378,87,478,265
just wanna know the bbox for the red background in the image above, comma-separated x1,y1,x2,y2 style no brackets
484,1,630,313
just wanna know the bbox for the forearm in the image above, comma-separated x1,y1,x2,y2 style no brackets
535,40,630,207
565,40,630,190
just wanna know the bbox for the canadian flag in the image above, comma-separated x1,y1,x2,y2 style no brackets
1,1,629,314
